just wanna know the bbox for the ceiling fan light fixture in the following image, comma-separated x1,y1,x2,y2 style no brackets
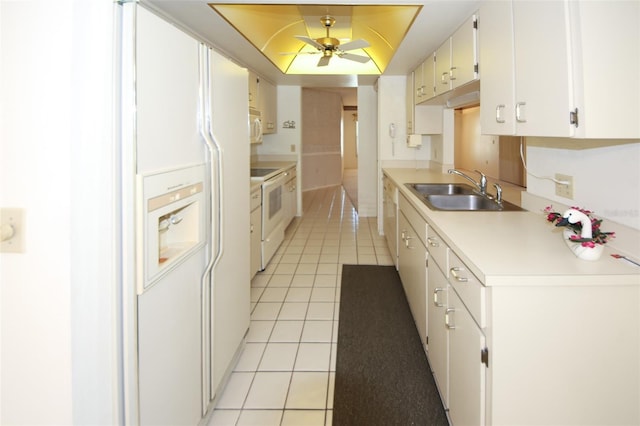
209,4,422,75
317,37,340,49
320,15,336,29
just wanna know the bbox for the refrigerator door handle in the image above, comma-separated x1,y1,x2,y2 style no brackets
198,44,224,415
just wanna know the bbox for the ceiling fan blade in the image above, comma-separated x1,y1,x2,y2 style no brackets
295,35,325,51
317,55,331,67
338,52,371,63
280,51,320,56
338,39,370,51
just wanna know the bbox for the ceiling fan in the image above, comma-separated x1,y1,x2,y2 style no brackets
290,15,371,67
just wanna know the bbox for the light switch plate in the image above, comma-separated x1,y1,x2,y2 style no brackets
1,208,25,253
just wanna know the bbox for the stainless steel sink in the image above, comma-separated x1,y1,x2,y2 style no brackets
405,183,524,211
407,183,475,196
426,194,524,211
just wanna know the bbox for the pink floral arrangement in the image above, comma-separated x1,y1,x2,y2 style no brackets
544,205,615,247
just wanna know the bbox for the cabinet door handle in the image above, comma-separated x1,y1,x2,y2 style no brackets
441,72,449,84
427,237,439,247
495,104,506,123
449,66,457,81
516,102,527,122
405,235,414,249
450,266,469,282
445,308,456,329
433,287,445,307
401,230,407,241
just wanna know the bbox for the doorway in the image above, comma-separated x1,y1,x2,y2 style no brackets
301,87,359,207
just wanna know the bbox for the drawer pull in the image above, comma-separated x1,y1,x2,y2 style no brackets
405,235,414,249
433,287,445,307
427,237,439,247
445,308,456,329
450,267,468,282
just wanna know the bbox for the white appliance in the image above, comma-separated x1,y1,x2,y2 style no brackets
120,4,250,425
249,107,263,144
251,168,286,269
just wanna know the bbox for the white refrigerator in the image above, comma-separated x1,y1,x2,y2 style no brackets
120,4,250,424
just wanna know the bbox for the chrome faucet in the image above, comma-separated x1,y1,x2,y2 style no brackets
493,183,503,203
448,169,488,194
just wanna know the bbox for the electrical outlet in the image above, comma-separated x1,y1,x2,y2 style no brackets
290,144,296,153
555,174,574,199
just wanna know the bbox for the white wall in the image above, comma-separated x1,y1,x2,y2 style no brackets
258,85,301,158
1,1,120,424
355,85,378,217
378,75,431,166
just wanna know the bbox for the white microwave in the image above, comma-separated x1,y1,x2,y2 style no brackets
249,107,263,144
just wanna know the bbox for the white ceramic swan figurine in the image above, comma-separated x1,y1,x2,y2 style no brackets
556,209,593,239
556,208,603,261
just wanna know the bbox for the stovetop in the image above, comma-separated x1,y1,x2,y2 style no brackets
250,168,279,178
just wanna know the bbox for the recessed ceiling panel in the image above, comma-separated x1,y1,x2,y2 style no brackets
209,4,421,75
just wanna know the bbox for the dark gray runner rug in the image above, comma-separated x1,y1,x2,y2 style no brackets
333,264,448,426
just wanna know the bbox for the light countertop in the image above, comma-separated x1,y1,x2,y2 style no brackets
384,168,640,287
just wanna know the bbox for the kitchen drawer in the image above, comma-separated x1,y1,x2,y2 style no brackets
399,193,427,246
448,250,486,328
426,227,448,274
250,187,261,211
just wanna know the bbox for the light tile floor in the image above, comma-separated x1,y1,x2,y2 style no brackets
208,185,394,426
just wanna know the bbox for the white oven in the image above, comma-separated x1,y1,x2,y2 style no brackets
251,167,287,269
262,172,285,238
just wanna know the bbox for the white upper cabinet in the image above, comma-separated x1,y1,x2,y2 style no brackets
478,0,516,135
434,38,452,98
413,55,434,105
259,78,277,134
422,54,435,102
407,65,444,135
479,0,639,138
569,1,639,138
479,1,573,136
450,14,478,91
435,14,478,98
407,71,415,134
413,62,424,105
248,71,259,110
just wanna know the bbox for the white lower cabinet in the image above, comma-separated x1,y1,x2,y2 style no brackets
426,226,486,425
250,187,261,277
447,288,486,426
383,176,398,267
427,255,449,406
282,167,297,228
387,173,639,426
398,210,428,348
